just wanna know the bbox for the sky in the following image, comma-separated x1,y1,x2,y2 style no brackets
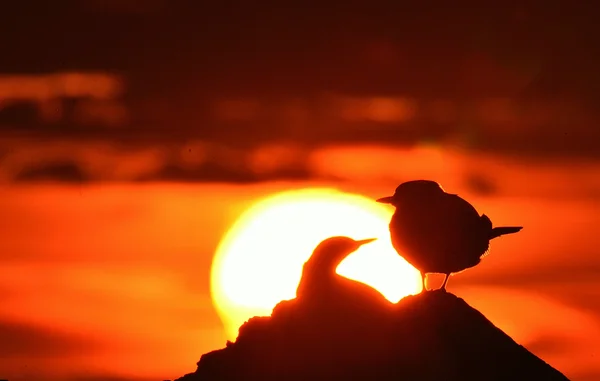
1,2,600,380
1,149,600,380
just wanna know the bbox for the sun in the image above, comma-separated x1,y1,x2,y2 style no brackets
210,188,422,340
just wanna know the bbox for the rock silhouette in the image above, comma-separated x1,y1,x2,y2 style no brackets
174,291,567,381
377,180,522,290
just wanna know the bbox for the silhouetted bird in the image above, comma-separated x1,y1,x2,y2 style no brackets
377,180,522,291
295,236,391,314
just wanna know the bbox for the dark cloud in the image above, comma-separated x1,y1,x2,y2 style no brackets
0,319,99,357
69,375,156,381
526,334,578,357
457,261,600,287
0,138,314,184
135,162,258,184
2,373,156,381
571,371,600,381
463,172,498,196
556,292,600,317
134,162,311,184
0,102,38,127
456,263,600,323
13,161,89,183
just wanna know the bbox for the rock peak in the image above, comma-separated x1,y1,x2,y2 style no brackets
174,290,568,381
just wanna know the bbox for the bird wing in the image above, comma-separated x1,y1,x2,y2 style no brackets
443,194,489,254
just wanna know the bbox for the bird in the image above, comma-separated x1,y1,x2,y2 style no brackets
295,236,391,315
376,180,522,291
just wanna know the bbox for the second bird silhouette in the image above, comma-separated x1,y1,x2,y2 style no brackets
295,236,391,315
377,180,522,291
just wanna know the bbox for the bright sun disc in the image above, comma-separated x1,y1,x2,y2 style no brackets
211,188,422,339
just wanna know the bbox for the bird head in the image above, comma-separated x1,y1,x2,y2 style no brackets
309,236,377,270
376,179,445,206
297,236,378,303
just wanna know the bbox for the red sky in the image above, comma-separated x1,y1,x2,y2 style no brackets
0,147,599,380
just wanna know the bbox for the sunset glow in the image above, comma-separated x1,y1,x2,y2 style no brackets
210,188,422,339
2,2,599,379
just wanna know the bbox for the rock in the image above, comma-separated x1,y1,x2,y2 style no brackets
173,290,569,381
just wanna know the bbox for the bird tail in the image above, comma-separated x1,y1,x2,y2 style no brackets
489,226,522,240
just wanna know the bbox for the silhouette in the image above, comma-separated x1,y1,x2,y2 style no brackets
173,291,568,381
169,189,567,381
294,236,390,315
376,180,522,291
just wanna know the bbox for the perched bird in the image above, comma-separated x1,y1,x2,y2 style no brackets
295,236,391,314
376,180,522,291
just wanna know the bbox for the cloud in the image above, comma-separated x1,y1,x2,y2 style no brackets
68,375,155,381
0,319,99,358
567,370,600,381
0,137,313,184
458,261,600,287
3,136,600,197
525,334,579,357
136,162,258,184
455,263,600,325
13,161,89,183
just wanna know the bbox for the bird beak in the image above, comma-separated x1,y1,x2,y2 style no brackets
355,238,377,246
376,196,394,204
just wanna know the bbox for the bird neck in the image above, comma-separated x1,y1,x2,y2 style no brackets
296,254,345,297
303,253,345,279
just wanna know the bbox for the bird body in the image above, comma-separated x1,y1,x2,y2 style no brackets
377,180,522,290
296,236,390,314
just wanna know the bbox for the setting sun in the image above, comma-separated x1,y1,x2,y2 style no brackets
210,188,422,339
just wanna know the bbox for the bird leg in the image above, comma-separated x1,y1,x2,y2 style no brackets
440,274,450,291
421,272,428,292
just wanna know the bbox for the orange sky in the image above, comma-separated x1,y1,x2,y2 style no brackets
1,149,599,380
